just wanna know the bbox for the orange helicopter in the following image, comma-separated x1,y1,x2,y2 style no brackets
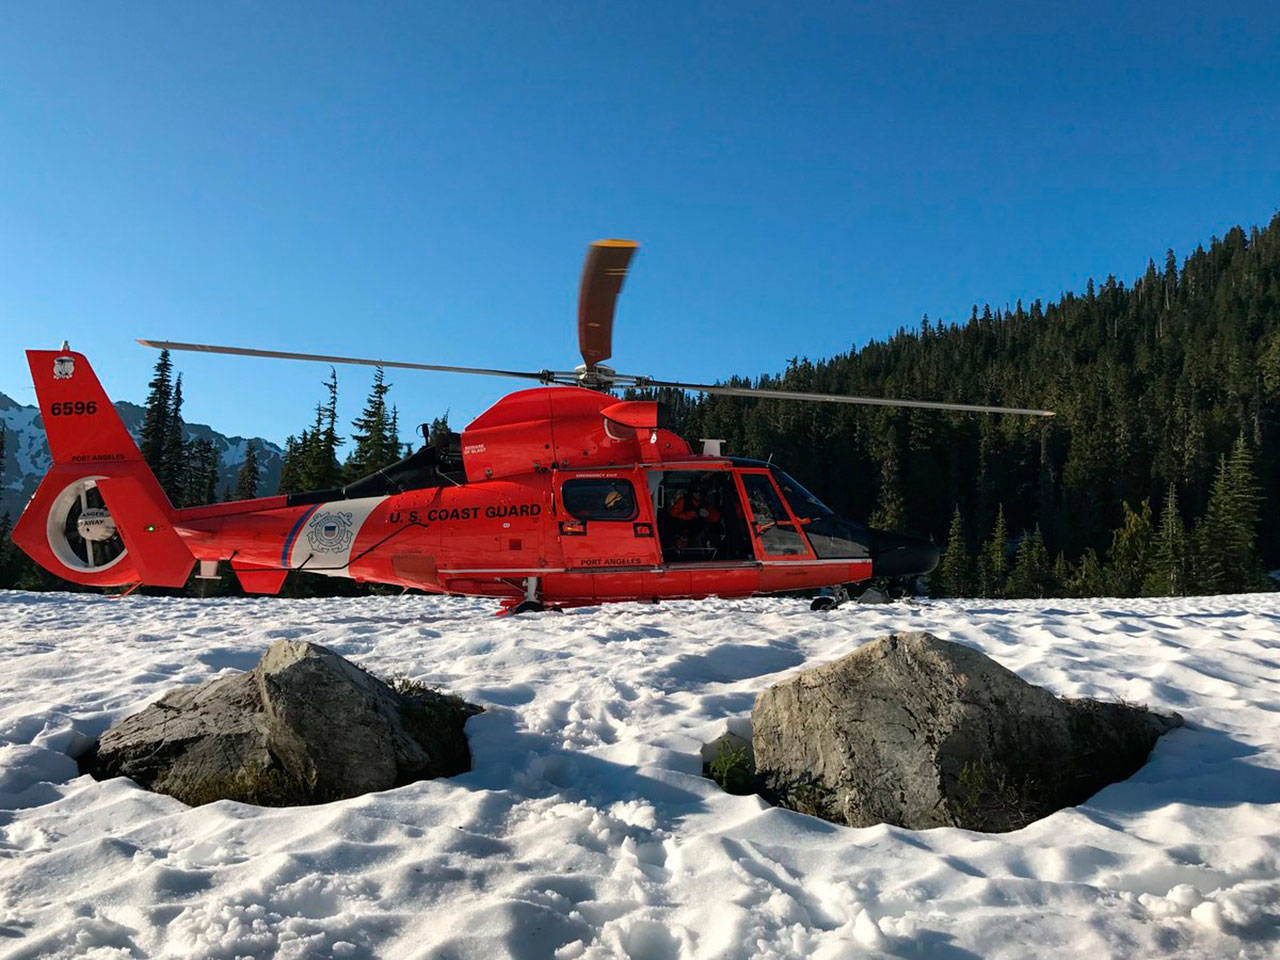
12,241,1053,612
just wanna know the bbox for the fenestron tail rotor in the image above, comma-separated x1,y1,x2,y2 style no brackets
139,239,1055,418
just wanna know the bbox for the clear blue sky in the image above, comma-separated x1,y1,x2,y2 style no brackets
2,2,1277,446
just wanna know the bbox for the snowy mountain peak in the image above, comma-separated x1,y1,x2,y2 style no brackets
0,394,283,517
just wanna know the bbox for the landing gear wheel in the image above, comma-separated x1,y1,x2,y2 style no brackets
810,583,850,612
512,600,545,614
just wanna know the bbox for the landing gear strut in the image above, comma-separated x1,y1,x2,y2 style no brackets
810,583,850,611
512,576,544,614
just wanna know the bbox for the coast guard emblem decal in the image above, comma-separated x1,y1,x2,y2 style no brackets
306,510,355,553
53,355,75,380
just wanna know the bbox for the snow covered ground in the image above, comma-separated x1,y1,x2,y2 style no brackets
0,591,1277,959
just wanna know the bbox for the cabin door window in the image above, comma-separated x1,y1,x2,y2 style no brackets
738,471,813,559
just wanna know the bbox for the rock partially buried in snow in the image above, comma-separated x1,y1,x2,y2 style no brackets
82,639,482,806
751,631,1182,832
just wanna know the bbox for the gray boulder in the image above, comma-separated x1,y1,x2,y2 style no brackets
83,640,481,806
752,632,1181,831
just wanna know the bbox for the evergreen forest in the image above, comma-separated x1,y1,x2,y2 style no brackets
2,214,1277,599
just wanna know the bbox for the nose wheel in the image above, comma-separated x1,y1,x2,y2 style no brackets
810,583,850,611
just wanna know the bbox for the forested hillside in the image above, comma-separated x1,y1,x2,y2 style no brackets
643,214,1280,594
4,216,1277,597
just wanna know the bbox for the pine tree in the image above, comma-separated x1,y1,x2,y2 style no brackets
161,374,187,505
277,434,303,495
234,441,261,500
1066,548,1108,597
1051,552,1071,592
427,413,452,448
1006,525,1051,598
1197,436,1264,592
870,429,906,530
276,369,344,495
978,505,1009,598
315,367,343,487
345,367,399,480
183,438,222,506
1145,483,1189,596
140,350,174,483
1104,500,1154,596
935,506,970,597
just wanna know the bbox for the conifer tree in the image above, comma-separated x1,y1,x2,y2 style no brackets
277,369,344,494
314,367,343,487
183,438,222,506
870,429,905,530
277,434,303,496
234,441,261,500
1145,483,1189,596
161,374,187,504
140,350,174,482
1052,552,1071,592
1104,500,1154,596
978,505,1008,598
1006,525,1051,598
1196,436,1264,593
345,367,399,480
935,506,970,597
427,413,452,448
1066,548,1108,597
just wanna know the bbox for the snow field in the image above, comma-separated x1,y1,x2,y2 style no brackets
0,591,1277,958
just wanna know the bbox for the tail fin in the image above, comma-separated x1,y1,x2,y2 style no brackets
11,347,194,588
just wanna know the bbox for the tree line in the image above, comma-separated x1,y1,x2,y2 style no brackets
640,214,1280,598
2,213,1277,596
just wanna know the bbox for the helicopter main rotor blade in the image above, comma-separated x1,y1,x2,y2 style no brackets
578,239,637,370
137,340,556,383
628,376,1056,417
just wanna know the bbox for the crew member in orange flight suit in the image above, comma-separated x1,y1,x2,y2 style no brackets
667,483,722,550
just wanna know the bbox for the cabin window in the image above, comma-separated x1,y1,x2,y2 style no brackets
561,478,638,521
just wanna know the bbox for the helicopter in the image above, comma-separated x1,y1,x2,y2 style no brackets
11,240,1054,613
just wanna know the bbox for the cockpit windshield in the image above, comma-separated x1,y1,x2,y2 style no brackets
769,468,834,519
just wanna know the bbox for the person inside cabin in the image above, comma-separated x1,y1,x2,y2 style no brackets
667,475,722,553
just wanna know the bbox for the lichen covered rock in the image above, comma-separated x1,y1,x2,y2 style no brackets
752,632,1181,831
83,639,481,806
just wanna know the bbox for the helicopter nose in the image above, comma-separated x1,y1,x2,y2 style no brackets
869,528,940,578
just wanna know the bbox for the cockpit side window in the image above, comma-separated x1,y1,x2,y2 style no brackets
770,468,834,519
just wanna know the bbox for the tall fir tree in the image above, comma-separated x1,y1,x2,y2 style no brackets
234,441,261,500
1104,501,1154,596
139,349,174,484
161,373,187,505
1145,483,1189,596
276,369,344,494
183,438,222,506
1006,525,1051,598
870,428,906,530
978,505,1009,598
1196,435,1264,593
935,506,971,597
345,367,400,480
